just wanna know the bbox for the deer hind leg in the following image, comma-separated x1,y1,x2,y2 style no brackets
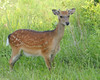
9,47,21,70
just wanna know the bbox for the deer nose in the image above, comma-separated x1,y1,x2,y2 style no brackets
66,22,69,25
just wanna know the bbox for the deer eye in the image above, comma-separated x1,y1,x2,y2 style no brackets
60,16,63,18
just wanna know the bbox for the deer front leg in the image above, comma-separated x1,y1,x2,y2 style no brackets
51,54,55,67
43,55,51,70
50,45,60,67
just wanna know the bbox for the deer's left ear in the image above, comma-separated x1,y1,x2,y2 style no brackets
68,8,75,15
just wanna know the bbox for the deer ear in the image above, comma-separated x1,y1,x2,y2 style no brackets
68,8,75,15
52,9,60,15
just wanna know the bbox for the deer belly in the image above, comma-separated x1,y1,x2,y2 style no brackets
23,50,41,57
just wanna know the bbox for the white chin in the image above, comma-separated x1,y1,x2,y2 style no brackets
62,23,66,26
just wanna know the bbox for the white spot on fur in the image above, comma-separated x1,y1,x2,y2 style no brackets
45,41,48,44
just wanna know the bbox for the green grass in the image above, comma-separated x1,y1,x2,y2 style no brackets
0,0,100,80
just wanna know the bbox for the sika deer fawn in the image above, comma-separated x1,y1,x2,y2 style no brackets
6,8,75,70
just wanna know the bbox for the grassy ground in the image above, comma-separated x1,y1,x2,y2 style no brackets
0,0,100,80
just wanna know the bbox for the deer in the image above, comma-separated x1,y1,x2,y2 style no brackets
6,8,75,70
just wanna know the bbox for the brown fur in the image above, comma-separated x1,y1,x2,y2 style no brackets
60,11,68,15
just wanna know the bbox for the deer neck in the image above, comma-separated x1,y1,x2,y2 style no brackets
54,22,65,41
